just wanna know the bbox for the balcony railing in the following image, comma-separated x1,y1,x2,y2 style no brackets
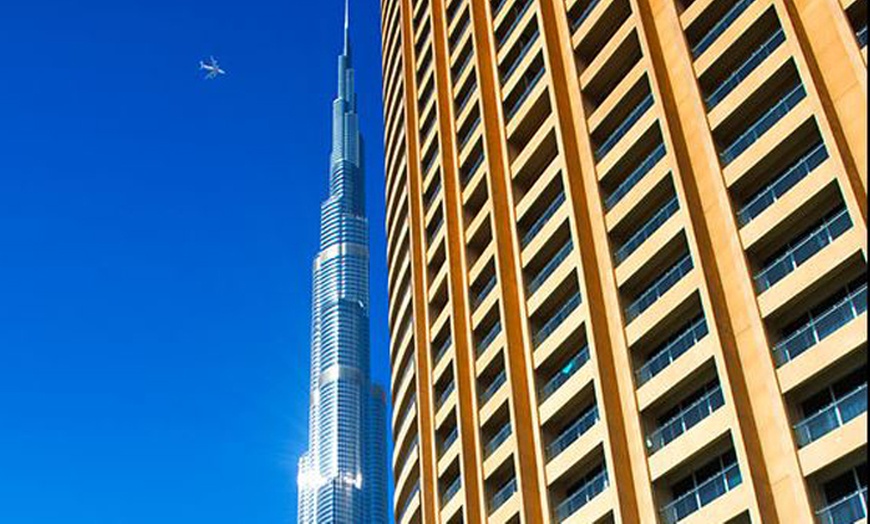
474,275,498,309
604,142,667,211
462,149,485,186
424,178,442,210
396,437,418,477
490,478,518,513
478,321,503,355
485,424,513,457
794,384,867,447
736,141,828,226
449,10,470,50
661,463,742,524
857,24,868,48
434,335,452,365
533,293,582,347
501,29,540,84
418,80,434,113
570,0,602,32
705,28,786,110
395,316,413,350
691,0,755,58
553,469,609,522
754,207,852,292
428,217,444,245
522,192,566,248
719,83,807,165
442,477,462,506
595,93,655,161
455,79,476,115
416,51,432,85
625,255,694,322
647,385,725,453
422,144,439,175
527,241,574,296
613,196,680,264
397,442,418,481
420,110,437,144
816,487,868,524
481,370,507,405
415,16,431,55
546,406,600,459
398,484,420,523
397,357,415,394
505,63,546,122
540,344,591,401
458,115,481,150
493,0,509,19
772,282,868,367
397,393,417,430
446,0,461,21
441,427,459,455
497,0,534,50
438,382,456,409
636,317,709,386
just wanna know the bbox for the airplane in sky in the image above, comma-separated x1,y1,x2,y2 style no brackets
199,56,226,79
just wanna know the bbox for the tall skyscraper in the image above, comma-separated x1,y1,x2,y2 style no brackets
297,3,388,523
380,0,866,522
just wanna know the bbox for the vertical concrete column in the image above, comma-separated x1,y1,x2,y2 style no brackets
781,0,868,202
430,0,487,520
398,0,440,520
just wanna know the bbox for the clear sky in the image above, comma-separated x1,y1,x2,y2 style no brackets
0,0,391,522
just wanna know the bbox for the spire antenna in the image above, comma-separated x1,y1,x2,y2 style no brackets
344,0,351,56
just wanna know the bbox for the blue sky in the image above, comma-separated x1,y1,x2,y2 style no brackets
0,0,391,522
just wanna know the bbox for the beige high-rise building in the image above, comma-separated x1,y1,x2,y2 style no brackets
379,0,867,521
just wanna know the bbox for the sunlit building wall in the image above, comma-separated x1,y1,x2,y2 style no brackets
380,0,867,522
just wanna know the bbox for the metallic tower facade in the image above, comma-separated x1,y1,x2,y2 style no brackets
297,4,388,523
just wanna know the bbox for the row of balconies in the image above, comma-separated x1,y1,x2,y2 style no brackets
693,1,866,519
687,0,868,492
814,463,868,524
422,0,466,357
493,7,616,519
430,4,514,518
381,0,403,99
394,3,451,520
564,0,867,519
490,4,618,520
394,0,867,520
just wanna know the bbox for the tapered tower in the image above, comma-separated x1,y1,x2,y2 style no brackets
297,3,388,522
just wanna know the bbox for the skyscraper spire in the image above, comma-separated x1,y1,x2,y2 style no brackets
296,2,387,523
343,0,351,58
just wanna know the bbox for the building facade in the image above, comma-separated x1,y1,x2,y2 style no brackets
297,6,388,523
380,0,866,521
